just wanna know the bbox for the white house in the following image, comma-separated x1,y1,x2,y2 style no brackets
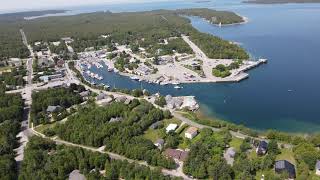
185,127,198,139
154,139,165,149
166,124,178,133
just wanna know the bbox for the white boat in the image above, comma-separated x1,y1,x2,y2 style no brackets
114,69,119,73
172,82,180,85
130,76,139,80
174,85,183,89
108,67,113,72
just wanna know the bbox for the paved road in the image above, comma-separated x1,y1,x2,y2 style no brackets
14,29,35,165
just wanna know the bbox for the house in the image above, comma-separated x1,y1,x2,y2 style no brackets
164,149,189,161
61,37,74,44
39,75,49,82
52,41,61,46
224,147,236,166
227,147,236,158
185,127,198,139
79,91,90,98
38,57,54,67
256,140,268,155
165,95,183,109
8,58,22,66
166,124,178,133
115,96,127,103
154,139,165,149
46,105,62,113
96,93,107,101
316,160,320,176
136,65,151,76
150,121,161,129
56,59,65,67
34,41,41,46
159,56,174,64
69,170,86,180
109,117,123,123
190,61,201,70
274,160,296,179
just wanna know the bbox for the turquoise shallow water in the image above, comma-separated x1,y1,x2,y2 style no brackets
67,1,320,133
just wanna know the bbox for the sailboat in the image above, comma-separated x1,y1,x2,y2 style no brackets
174,85,183,89
219,22,222,27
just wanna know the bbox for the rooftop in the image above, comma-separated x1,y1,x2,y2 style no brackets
166,123,178,133
185,127,198,135
275,160,296,178
164,148,189,161
316,160,320,169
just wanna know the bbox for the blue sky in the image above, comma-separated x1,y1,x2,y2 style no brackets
0,0,170,13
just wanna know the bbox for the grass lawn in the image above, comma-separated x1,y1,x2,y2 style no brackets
34,123,57,133
276,148,296,165
143,118,181,142
229,137,243,151
143,128,162,142
163,118,181,127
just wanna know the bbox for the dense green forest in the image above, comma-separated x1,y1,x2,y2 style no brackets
176,8,244,24
189,32,249,59
0,24,29,60
0,8,248,61
19,137,175,180
31,85,84,125
50,100,175,169
0,92,24,123
0,91,24,179
18,9,248,59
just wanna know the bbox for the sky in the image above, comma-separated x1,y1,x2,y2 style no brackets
0,0,169,13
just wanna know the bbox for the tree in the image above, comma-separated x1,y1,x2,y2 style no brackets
268,140,280,155
155,96,167,107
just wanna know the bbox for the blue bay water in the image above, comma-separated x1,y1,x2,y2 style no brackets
72,1,320,132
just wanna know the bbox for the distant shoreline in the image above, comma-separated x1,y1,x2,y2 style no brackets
243,0,320,4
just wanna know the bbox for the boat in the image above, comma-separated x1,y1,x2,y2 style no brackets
174,85,183,89
130,76,139,81
114,69,119,73
219,22,222,27
288,89,293,92
108,67,113,72
172,82,180,85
